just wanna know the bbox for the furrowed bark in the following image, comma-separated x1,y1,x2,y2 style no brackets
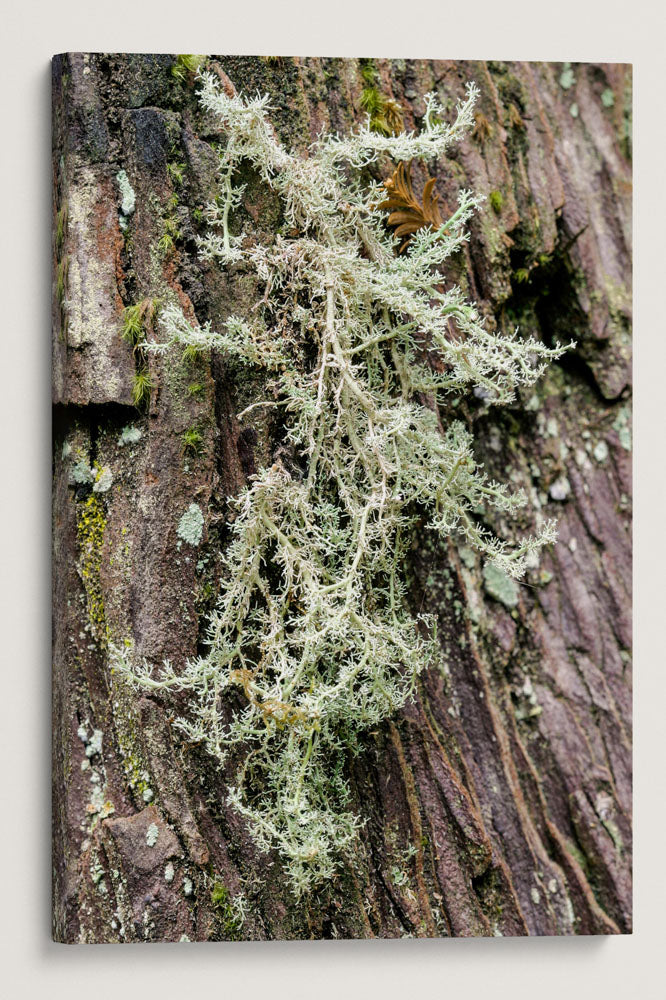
52,54,631,941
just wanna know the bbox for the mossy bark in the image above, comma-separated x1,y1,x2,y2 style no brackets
52,54,631,941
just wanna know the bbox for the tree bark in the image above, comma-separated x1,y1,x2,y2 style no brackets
52,54,632,941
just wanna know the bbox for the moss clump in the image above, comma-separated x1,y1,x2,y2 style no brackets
359,59,404,136
131,369,155,408
489,190,503,214
182,427,203,456
121,299,158,348
171,54,205,85
76,493,109,645
55,203,68,253
210,882,245,939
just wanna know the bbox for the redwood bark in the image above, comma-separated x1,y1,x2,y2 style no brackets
52,54,632,941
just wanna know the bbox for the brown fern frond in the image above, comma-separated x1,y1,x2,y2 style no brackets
377,160,444,252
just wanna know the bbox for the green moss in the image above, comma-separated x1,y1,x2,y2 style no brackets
489,190,503,214
559,63,575,90
76,494,109,645
56,255,69,304
358,58,403,136
121,299,159,348
55,203,68,254
167,160,185,187
182,427,203,456
132,369,155,408
210,882,244,939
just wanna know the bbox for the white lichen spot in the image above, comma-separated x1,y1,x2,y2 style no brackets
142,787,154,803
118,425,142,447
85,729,103,758
146,822,159,847
546,417,559,438
179,934,191,942
177,503,205,547
593,440,609,463
559,63,575,90
183,877,193,896
62,441,72,459
548,878,558,893
71,460,95,485
549,477,571,502
569,103,579,118
525,393,540,412
93,466,113,493
530,887,540,905
612,406,631,451
574,448,590,469
77,723,88,743
601,88,615,108
116,169,136,217
568,537,578,553
164,862,175,883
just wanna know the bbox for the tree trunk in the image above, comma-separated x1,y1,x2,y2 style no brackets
52,54,632,941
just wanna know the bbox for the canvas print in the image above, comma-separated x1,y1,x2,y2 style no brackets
51,54,632,942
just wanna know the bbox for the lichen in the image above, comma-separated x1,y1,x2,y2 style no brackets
93,466,113,493
559,63,575,90
483,562,519,608
71,459,95,485
114,72,569,897
118,425,142,447
612,406,631,451
177,503,204,547
593,440,609,463
146,822,159,847
116,169,136,218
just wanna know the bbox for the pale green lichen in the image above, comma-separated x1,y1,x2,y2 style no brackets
85,729,103,758
118,425,142,447
559,63,575,90
146,822,159,847
114,73,569,897
72,459,95,485
116,169,136,218
593,440,609,463
483,562,519,608
177,503,204,547
612,406,631,451
601,88,615,108
93,466,113,493
76,493,109,645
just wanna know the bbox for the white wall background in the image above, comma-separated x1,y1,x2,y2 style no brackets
1,2,662,996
